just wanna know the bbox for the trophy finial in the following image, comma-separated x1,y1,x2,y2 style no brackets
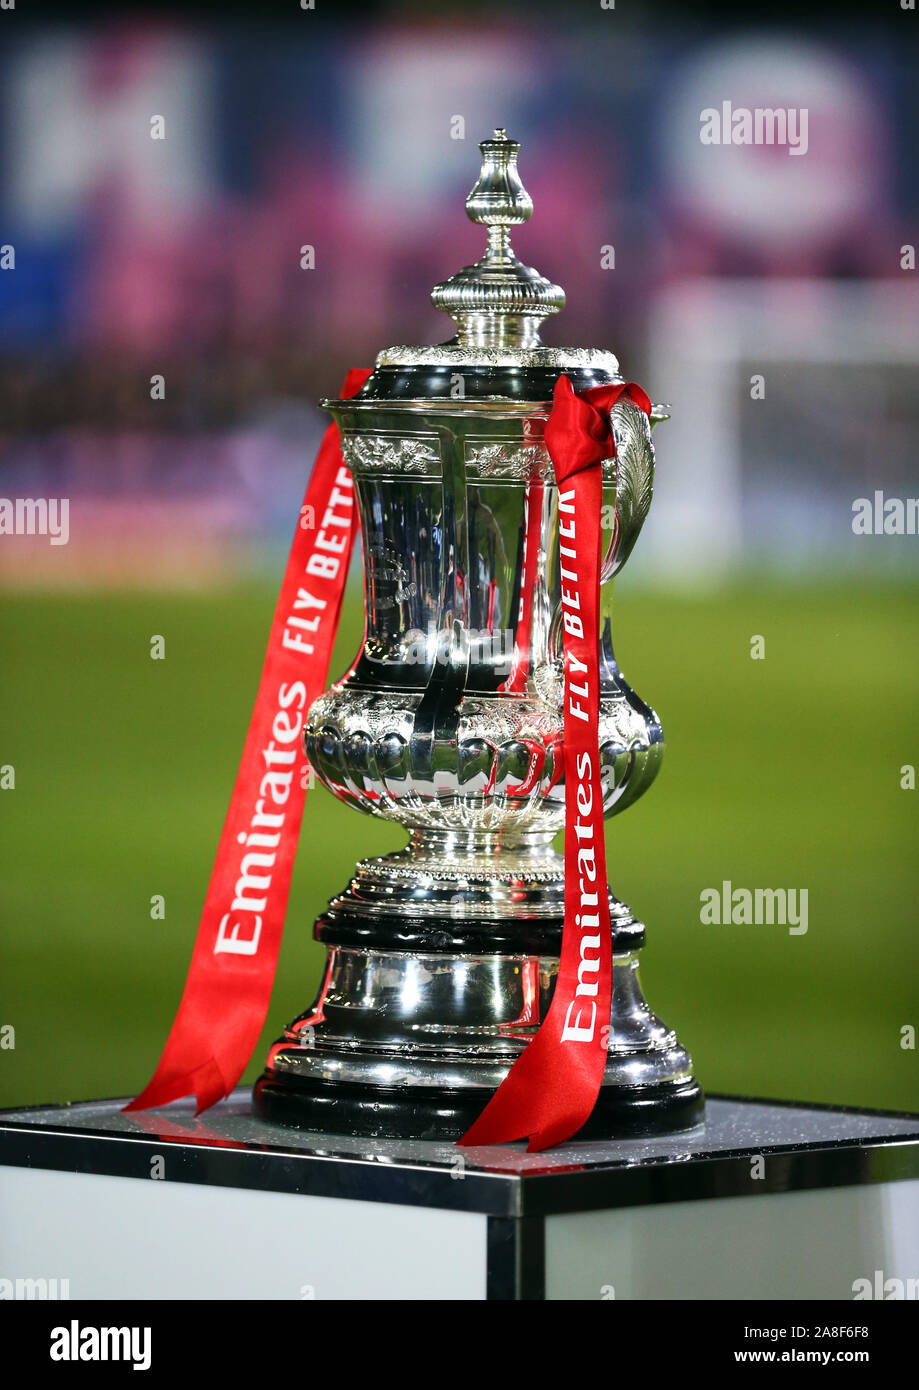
431,130,564,350
464,129,533,260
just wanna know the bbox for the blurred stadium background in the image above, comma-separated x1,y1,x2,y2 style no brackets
1,2,917,1115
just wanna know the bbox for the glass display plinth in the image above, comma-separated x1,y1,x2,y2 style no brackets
1,1091,917,1300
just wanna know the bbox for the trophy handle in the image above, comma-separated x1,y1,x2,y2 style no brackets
598,397,669,582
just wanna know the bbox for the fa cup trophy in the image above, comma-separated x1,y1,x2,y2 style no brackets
254,131,703,1139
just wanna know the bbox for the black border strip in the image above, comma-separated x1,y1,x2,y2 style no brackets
0,1123,517,1216
0,1092,917,1219
486,1217,546,1300
513,1136,919,1218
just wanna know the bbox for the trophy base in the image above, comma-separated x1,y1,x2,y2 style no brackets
256,840,703,1143
253,1072,704,1142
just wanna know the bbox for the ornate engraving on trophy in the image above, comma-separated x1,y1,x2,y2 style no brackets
464,441,554,482
339,433,441,476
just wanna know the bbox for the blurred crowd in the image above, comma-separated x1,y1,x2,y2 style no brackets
0,14,916,584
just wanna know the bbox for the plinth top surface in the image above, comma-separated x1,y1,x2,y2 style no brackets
2,1091,917,1217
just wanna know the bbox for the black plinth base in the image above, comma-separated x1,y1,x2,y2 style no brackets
4,1090,918,1298
253,1071,705,1140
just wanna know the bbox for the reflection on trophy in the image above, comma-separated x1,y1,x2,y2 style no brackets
255,131,703,1139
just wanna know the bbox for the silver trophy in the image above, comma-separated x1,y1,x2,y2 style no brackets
255,131,703,1138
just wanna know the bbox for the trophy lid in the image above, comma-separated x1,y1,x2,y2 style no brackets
326,130,623,406
429,128,565,352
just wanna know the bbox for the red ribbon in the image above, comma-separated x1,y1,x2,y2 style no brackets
128,368,653,1155
458,375,652,1151
499,477,544,695
126,368,372,1114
